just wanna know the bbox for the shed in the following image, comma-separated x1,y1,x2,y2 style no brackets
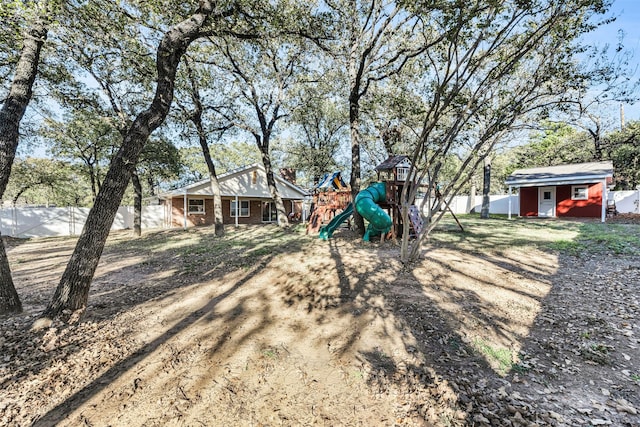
159,163,309,228
505,161,614,222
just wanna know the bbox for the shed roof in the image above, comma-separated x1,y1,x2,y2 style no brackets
505,161,614,187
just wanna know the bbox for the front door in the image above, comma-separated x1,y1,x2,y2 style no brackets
538,186,556,217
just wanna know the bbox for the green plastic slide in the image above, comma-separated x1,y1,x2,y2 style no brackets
355,182,392,241
318,202,354,240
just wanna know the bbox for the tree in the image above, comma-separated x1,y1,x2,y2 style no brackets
509,122,594,170
0,0,57,314
321,0,434,235
43,0,161,232
397,0,611,263
361,71,428,168
174,58,232,236
286,80,348,185
41,1,232,321
607,120,640,189
553,29,640,161
42,110,120,201
2,157,73,205
209,32,309,228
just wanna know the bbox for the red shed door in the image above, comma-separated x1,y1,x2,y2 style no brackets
538,186,556,217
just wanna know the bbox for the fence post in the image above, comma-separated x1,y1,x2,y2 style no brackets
12,205,17,237
71,206,76,235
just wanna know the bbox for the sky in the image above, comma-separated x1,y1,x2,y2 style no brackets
583,0,640,124
20,0,640,160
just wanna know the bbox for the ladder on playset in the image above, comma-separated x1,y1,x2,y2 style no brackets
408,205,423,235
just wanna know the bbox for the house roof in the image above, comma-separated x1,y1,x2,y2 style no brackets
505,161,614,187
160,163,310,199
375,155,410,171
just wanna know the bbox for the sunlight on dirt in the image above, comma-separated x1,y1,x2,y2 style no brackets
3,223,639,426
413,248,556,374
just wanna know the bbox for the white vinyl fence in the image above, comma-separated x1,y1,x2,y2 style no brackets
2,190,639,239
0,205,168,238
416,194,520,215
608,190,640,214
419,190,640,216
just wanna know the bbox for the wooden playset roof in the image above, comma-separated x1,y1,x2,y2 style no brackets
375,155,410,171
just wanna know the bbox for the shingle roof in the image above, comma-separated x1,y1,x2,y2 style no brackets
375,155,409,171
159,163,309,199
505,161,614,187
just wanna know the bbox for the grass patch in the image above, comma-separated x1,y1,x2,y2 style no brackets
430,215,580,253
473,339,516,375
103,225,313,277
548,239,584,255
576,223,640,255
430,214,640,256
262,348,279,359
547,223,640,256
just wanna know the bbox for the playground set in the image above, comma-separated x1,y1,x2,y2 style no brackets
307,156,425,241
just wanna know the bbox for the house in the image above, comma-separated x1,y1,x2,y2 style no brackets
505,161,614,222
159,163,309,228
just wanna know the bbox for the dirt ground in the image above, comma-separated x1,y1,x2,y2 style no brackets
1,220,639,426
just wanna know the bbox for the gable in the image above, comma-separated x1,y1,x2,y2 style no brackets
165,164,308,199
396,158,412,169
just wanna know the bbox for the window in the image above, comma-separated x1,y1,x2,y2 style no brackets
396,167,409,181
231,200,250,217
543,190,552,200
188,199,205,214
571,185,588,200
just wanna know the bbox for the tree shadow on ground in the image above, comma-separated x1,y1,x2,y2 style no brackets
4,219,639,425
343,217,640,425
321,235,525,424
3,225,313,425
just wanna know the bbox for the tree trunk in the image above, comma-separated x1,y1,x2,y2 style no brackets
260,148,288,228
198,130,224,236
349,92,365,235
480,157,491,219
0,238,22,314
589,118,603,161
41,2,217,321
88,163,99,201
399,202,410,263
0,3,51,314
147,176,157,196
186,61,225,236
132,172,142,237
